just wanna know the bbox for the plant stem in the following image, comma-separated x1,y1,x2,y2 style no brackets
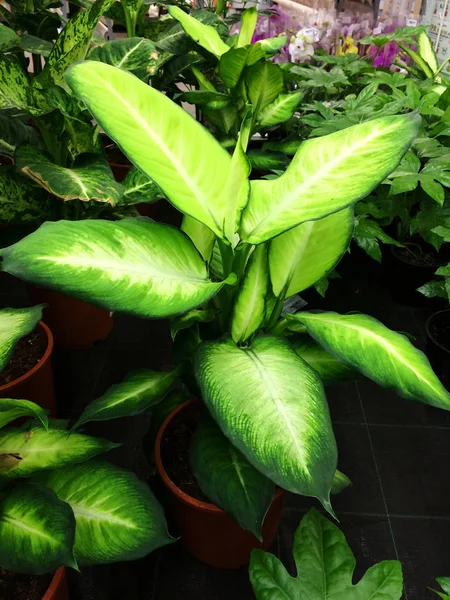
266,293,286,332
124,7,137,38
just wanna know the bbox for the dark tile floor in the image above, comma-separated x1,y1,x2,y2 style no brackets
1,237,449,600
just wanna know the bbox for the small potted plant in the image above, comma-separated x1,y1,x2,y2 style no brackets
2,31,449,567
0,305,55,413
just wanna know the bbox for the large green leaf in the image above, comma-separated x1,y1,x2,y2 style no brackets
289,311,450,410
0,483,77,574
290,337,357,385
0,55,30,114
89,37,166,81
240,113,420,244
73,368,180,429
37,0,116,88
219,47,248,88
249,508,403,600
269,208,353,298
2,219,236,318
0,399,48,431
167,6,229,58
0,306,43,373
418,30,438,74
0,167,46,224
66,61,240,242
181,215,215,262
231,244,269,343
0,22,19,51
258,92,302,128
245,60,284,119
0,426,117,478
15,146,123,205
236,7,257,48
122,166,163,206
0,117,39,156
37,460,173,565
190,414,275,540
194,336,337,511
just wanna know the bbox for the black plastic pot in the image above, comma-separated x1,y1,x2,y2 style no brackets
426,310,450,390
384,242,450,307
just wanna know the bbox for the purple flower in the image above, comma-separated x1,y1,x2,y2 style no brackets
369,41,400,68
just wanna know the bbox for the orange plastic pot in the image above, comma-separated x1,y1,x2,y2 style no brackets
155,400,285,569
42,567,67,600
0,321,56,416
28,286,113,350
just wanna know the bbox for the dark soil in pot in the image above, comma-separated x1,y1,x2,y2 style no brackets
426,310,450,390
0,331,46,386
0,567,52,600
385,241,450,307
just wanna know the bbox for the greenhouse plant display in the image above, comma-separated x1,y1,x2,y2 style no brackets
249,508,404,600
2,47,450,568
0,390,172,600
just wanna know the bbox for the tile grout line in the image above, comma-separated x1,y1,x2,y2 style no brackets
355,381,409,600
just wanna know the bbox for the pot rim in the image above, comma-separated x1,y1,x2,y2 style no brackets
425,309,450,355
154,399,283,514
42,566,65,600
0,321,54,393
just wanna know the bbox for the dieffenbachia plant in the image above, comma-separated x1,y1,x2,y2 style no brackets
0,306,172,573
2,58,449,537
249,508,403,600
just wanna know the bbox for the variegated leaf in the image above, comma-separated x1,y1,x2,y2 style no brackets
0,306,43,373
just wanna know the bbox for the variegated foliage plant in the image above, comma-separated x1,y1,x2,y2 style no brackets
0,305,173,574
2,14,450,542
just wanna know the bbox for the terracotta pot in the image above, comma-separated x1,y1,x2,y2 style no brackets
155,400,285,569
28,286,113,350
42,567,67,600
0,321,56,416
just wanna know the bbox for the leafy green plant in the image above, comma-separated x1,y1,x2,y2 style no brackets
2,58,449,538
0,307,172,574
430,577,450,599
249,508,403,600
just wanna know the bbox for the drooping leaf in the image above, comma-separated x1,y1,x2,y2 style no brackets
0,306,43,373
2,219,236,319
258,36,288,55
20,34,53,57
0,427,117,478
167,6,229,58
289,311,450,410
269,208,353,298
194,336,337,511
170,309,217,339
190,414,275,540
0,167,47,224
249,508,403,600
245,59,284,118
0,399,48,430
240,113,420,244
36,0,116,88
258,92,302,127
290,336,358,385
236,7,257,48
181,215,215,262
37,460,174,565
0,483,77,574
15,146,123,205
231,244,270,343
65,61,240,241
0,117,40,157
73,368,180,429
0,22,19,51
89,37,166,81
122,167,163,205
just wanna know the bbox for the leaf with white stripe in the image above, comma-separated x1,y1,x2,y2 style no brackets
0,399,48,430
73,368,180,429
270,208,353,298
167,6,229,58
0,306,43,373
194,336,337,511
258,92,302,127
122,166,163,205
190,414,275,540
289,311,450,410
231,244,270,343
89,37,166,81
37,460,174,565
0,483,77,574
0,427,117,478
15,146,123,205
65,61,240,241
240,113,420,244
417,30,438,74
2,219,236,319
